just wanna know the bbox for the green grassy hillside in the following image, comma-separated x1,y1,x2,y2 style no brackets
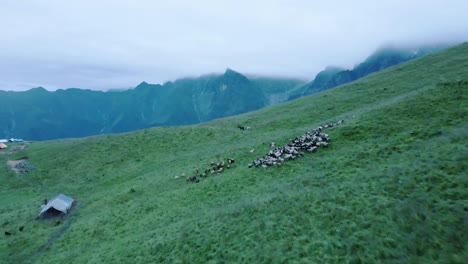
1,43,467,263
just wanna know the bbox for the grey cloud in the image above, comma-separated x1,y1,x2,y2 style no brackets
0,0,467,91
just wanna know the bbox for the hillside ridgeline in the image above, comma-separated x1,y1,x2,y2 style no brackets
1,44,449,141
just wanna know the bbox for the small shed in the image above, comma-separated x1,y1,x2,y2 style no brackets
38,194,75,218
0,143,7,149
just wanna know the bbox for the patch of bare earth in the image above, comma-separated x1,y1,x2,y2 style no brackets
0,145,28,155
7,158,27,173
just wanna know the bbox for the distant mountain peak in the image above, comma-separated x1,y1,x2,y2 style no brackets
28,86,48,92
139,81,149,86
135,81,160,90
224,68,247,77
220,68,249,84
224,68,237,74
223,68,247,78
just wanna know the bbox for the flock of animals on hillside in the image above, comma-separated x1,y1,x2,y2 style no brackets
248,120,344,168
182,120,344,183
182,158,236,183
3,119,346,236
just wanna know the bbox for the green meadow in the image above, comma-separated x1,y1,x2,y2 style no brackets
1,43,467,263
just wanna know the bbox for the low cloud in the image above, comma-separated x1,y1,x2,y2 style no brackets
1,0,467,91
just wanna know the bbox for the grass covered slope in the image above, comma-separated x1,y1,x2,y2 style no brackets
1,43,467,263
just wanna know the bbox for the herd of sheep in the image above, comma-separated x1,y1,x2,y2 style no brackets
185,158,236,183
248,120,344,169
184,120,344,183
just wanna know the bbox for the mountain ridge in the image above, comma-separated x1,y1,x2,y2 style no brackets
288,44,451,100
0,69,303,140
0,45,452,140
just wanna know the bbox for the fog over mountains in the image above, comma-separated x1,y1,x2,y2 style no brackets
0,44,450,140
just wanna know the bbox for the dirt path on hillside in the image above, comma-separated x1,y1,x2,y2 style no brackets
238,84,440,143
290,84,438,134
27,202,81,263
29,218,75,263
334,84,437,123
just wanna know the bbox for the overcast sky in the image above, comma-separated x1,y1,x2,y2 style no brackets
1,0,467,91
